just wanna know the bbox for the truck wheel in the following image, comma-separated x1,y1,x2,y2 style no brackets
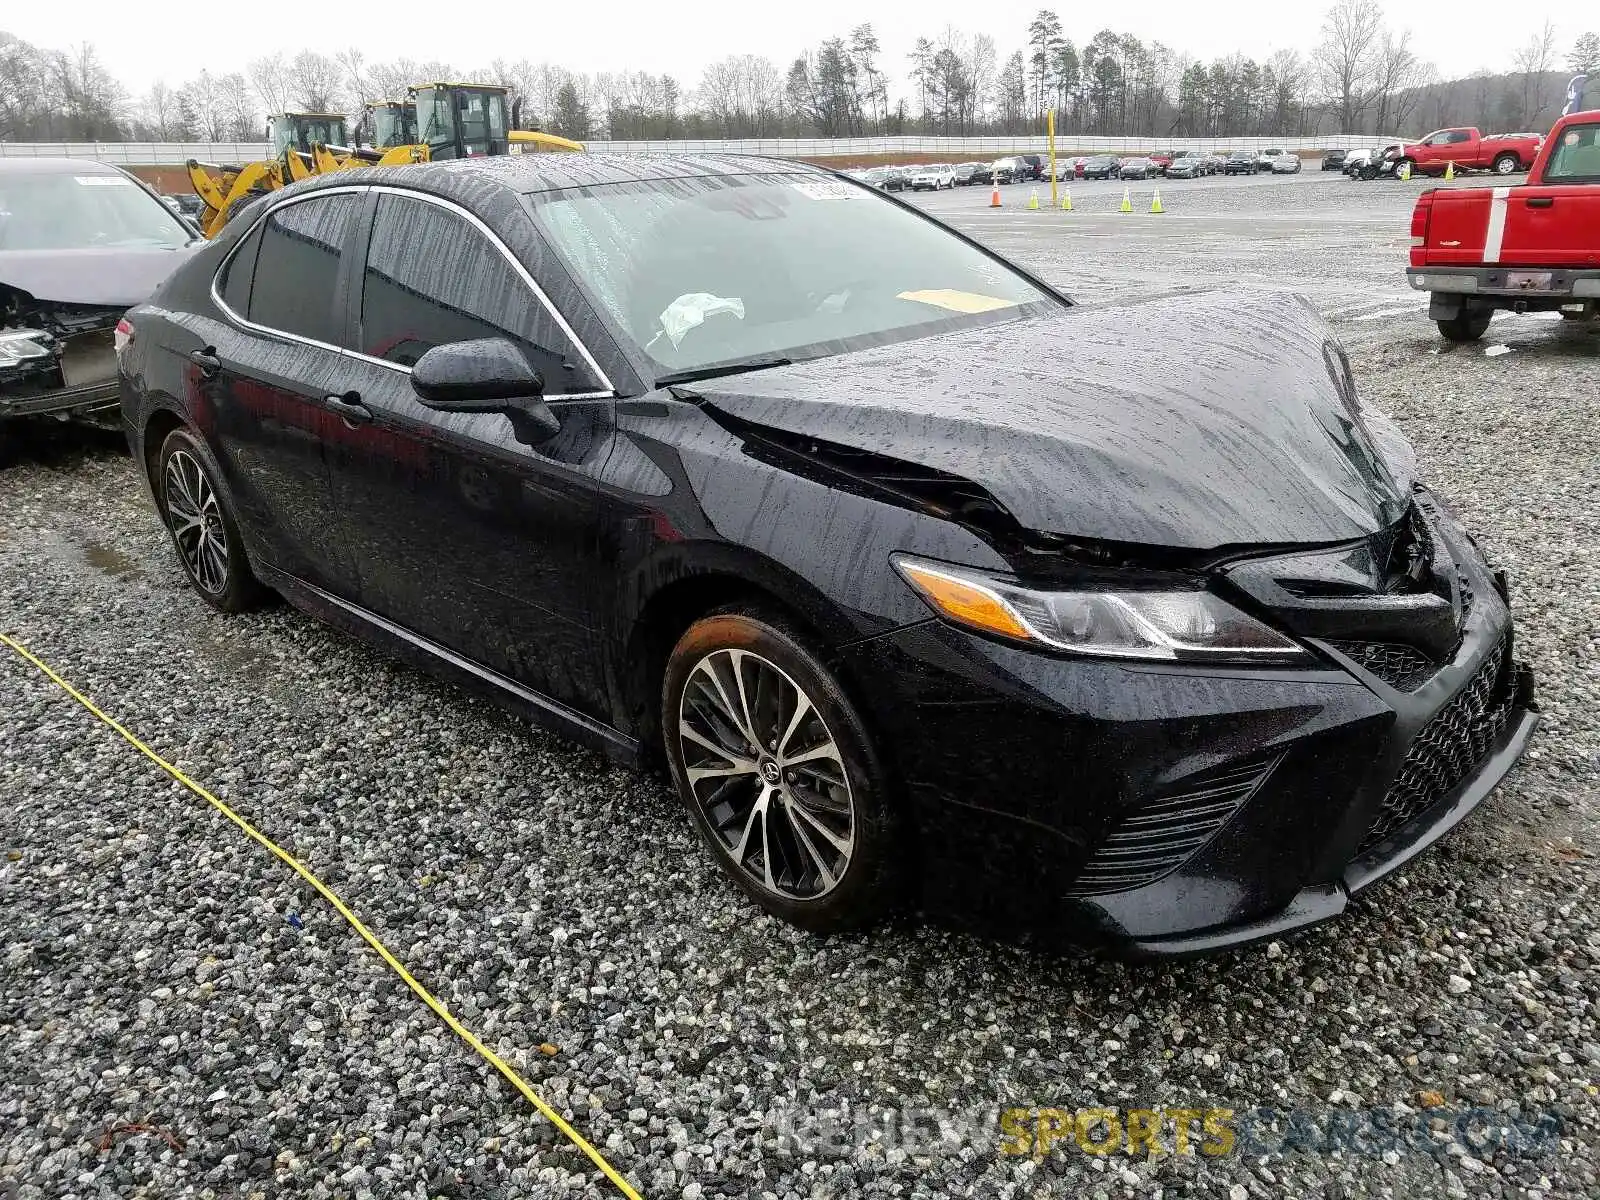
1437,311,1492,343
1492,154,1520,175
1394,158,1415,179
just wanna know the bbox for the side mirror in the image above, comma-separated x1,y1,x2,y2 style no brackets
411,337,559,439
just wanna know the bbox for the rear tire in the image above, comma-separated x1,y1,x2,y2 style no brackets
1437,311,1493,343
662,609,901,933
157,428,267,612
1492,154,1520,176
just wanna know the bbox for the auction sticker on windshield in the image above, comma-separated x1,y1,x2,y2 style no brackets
789,178,862,201
897,289,1019,314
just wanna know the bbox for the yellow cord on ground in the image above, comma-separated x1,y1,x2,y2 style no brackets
1,632,644,1200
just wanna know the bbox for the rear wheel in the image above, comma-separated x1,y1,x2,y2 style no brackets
1437,310,1493,343
157,428,266,612
1492,153,1520,176
662,610,900,932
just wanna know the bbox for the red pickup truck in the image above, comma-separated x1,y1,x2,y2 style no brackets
1391,127,1544,178
1406,109,1600,341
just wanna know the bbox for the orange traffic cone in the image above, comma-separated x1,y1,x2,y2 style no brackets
989,184,1002,208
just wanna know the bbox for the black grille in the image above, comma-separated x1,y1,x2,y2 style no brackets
1359,637,1514,854
1068,755,1280,896
1327,640,1438,691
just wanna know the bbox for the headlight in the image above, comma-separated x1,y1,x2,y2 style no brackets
0,328,56,367
892,555,1311,664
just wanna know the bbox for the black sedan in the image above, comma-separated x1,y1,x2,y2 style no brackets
1117,156,1155,180
2,157,200,426
1081,155,1121,179
119,156,1537,955
1164,154,1206,179
1224,151,1259,175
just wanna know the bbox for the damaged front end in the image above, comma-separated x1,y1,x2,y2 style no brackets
1,285,124,421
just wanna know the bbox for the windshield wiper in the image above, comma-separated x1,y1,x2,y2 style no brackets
655,356,793,389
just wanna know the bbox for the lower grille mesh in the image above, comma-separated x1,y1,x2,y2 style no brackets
1068,755,1280,896
1328,640,1438,691
1359,636,1514,854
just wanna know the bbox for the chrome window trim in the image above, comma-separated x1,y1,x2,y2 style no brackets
208,182,615,401
209,184,371,358
364,185,615,398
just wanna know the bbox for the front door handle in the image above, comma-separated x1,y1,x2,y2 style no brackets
189,347,221,377
1525,196,1555,208
324,391,372,424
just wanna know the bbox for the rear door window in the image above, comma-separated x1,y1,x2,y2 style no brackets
356,193,599,394
244,194,360,345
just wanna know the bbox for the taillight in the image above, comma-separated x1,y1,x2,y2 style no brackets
113,318,134,360
1409,194,1433,263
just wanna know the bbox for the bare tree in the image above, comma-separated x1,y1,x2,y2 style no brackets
1316,0,1383,131
1512,21,1559,127
140,80,177,139
216,72,259,140
180,71,226,141
1371,29,1424,136
247,54,291,117
285,51,344,112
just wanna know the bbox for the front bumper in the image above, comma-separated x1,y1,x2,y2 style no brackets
839,505,1536,956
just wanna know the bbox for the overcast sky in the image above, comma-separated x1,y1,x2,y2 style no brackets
5,0,1589,97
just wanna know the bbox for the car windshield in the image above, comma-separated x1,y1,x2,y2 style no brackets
527,174,1057,380
1545,122,1600,182
0,170,193,251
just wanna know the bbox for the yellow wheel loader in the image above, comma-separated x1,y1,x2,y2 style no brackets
186,112,350,238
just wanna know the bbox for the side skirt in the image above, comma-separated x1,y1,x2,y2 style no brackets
257,563,642,767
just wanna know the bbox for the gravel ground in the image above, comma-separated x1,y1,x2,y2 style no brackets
3,172,1599,1200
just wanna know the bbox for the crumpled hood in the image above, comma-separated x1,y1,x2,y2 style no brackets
691,290,1412,551
0,246,201,308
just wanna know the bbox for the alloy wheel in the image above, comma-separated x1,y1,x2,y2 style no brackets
164,449,229,593
677,648,855,900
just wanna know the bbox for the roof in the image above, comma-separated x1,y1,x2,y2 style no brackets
0,157,126,176
310,152,822,198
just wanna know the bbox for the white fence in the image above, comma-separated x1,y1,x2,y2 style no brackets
1,133,1386,166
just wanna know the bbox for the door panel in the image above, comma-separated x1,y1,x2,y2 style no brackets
201,193,361,587
1499,188,1600,266
318,192,614,717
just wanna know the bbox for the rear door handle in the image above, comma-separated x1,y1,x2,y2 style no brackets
188,347,221,377
1525,197,1555,208
324,391,372,423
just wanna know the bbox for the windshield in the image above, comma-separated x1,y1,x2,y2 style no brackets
1545,122,1600,182
527,173,1057,379
0,171,193,251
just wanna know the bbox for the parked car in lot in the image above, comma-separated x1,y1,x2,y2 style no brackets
1165,153,1206,179
1270,151,1303,174
954,162,986,185
1407,109,1600,341
1148,151,1174,175
119,154,1537,953
1117,156,1155,180
1016,154,1046,181
858,167,892,190
881,166,910,192
965,161,995,186
1257,148,1285,172
1081,155,1122,180
1390,127,1543,178
1224,151,1259,175
1,158,201,429
1202,153,1228,174
988,156,1029,184
910,164,959,190
1323,149,1349,171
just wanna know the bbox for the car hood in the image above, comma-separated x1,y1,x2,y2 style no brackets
688,291,1412,551
0,245,202,308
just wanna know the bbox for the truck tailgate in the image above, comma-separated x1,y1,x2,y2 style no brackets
1422,185,1600,267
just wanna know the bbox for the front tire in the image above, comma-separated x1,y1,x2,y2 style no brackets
1493,153,1520,175
157,428,266,612
1437,311,1493,343
662,610,900,933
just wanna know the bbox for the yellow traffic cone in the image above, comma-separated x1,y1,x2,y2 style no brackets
1120,187,1133,213
1027,189,1040,211
1060,188,1073,212
1444,160,1455,181
1150,189,1164,214
1398,161,1411,182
